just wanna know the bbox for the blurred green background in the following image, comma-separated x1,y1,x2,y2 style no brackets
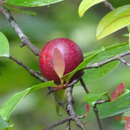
0,0,130,130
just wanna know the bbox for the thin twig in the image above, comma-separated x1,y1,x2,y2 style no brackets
95,100,109,105
93,104,103,130
66,87,86,130
49,51,130,94
45,116,72,130
9,56,46,82
0,7,40,56
92,100,109,130
119,58,130,67
79,78,89,93
86,51,130,69
48,76,81,94
66,120,71,130
45,115,85,130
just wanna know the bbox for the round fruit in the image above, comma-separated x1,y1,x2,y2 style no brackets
39,38,83,82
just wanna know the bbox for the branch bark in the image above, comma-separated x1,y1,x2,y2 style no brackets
0,7,40,56
119,58,130,67
45,115,85,130
9,56,46,82
45,116,72,130
79,78,89,93
86,51,130,69
66,120,71,130
93,104,103,130
66,87,86,130
48,51,130,94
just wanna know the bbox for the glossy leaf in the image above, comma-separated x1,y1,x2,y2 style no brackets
0,32,9,57
83,43,129,81
96,5,130,40
5,5,37,16
84,61,118,81
63,53,98,82
53,48,65,78
0,81,55,120
5,0,63,7
98,92,130,119
84,92,107,105
84,42,129,63
65,42,129,82
78,0,105,17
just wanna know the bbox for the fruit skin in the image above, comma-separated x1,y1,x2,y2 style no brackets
39,38,83,82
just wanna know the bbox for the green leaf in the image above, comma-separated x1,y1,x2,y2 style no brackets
85,42,129,63
127,26,130,46
5,5,37,16
78,0,105,17
63,53,98,82
83,43,129,81
0,116,9,130
5,0,63,7
64,42,129,82
84,92,107,105
85,61,118,81
96,5,130,40
109,0,130,8
0,32,9,57
98,92,130,119
0,81,55,121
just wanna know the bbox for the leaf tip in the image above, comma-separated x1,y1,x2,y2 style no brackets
78,9,84,17
78,9,82,17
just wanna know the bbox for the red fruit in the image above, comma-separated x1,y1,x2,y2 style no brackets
39,38,83,82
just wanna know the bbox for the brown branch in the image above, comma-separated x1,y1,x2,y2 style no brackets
9,56,46,82
66,120,71,130
93,104,103,130
119,58,130,67
95,100,109,105
49,51,130,94
66,87,86,130
79,78,89,93
86,51,130,69
92,100,109,130
0,7,40,56
48,76,81,94
45,115,85,130
45,116,72,130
